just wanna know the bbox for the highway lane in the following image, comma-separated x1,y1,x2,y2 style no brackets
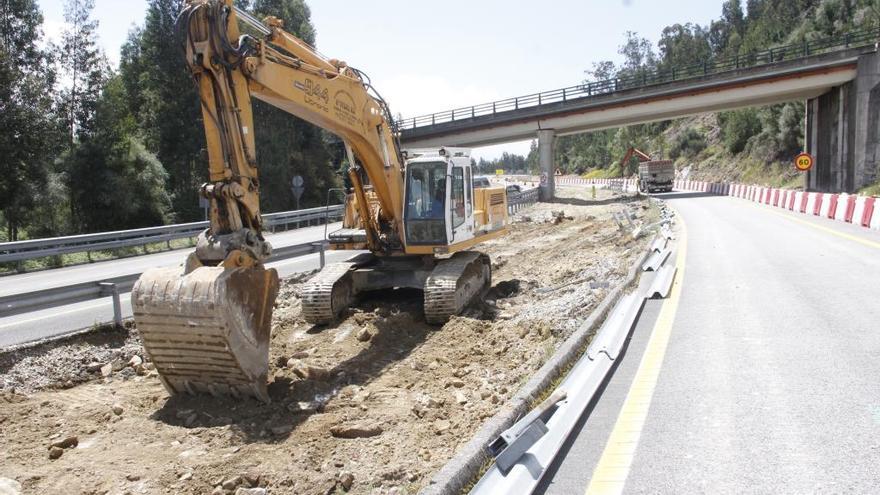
0,249,360,349
540,191,880,493
0,222,341,298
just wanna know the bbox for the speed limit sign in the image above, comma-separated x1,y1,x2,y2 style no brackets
794,152,814,172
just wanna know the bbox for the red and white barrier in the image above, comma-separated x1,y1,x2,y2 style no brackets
559,174,879,233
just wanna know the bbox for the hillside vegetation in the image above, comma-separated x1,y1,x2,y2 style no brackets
1,0,342,243
553,0,880,193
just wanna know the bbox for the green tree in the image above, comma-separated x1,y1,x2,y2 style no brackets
130,0,205,222
57,0,109,145
61,76,170,232
719,108,761,153
0,0,60,240
239,0,338,213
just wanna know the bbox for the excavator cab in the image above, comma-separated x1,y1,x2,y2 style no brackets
403,148,475,246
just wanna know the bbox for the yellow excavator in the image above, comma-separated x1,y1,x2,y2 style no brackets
131,0,508,402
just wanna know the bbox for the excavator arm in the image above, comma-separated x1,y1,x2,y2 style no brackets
132,0,407,402
182,0,404,258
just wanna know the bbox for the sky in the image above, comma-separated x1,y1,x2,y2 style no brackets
37,0,725,159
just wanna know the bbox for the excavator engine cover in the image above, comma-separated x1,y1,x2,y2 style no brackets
132,265,279,402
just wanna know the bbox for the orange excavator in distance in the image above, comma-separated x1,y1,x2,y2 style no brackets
130,0,509,402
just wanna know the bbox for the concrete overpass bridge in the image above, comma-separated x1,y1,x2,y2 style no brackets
397,28,880,197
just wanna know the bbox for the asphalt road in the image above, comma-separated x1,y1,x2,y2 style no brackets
540,190,880,494
0,221,353,348
0,222,341,298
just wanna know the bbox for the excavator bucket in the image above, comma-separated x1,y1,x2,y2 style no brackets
131,265,279,402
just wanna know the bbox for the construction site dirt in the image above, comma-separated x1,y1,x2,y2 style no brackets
0,186,656,495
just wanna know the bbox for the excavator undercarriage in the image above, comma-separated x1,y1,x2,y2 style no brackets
301,252,491,325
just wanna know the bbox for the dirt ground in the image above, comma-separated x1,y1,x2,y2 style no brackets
0,186,656,495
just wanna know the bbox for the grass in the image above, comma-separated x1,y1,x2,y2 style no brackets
857,180,880,197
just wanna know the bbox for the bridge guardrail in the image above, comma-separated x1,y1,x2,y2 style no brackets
396,27,880,130
0,205,344,265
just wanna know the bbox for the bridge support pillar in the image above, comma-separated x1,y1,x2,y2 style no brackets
806,51,880,192
538,129,556,200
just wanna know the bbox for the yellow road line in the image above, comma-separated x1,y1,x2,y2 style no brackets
750,203,880,250
585,222,688,495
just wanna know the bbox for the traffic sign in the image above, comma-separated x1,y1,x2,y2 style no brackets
291,175,305,209
495,169,504,176
794,152,814,172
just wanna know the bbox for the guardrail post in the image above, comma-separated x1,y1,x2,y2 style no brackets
803,39,808,56
471,107,475,118
515,97,519,110
492,102,496,114
312,242,325,268
538,93,542,105
99,282,123,327
431,114,435,125
562,88,566,101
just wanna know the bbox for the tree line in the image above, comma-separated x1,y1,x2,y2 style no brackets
0,0,341,242
556,0,880,178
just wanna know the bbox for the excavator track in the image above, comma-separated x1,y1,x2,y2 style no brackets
423,252,491,324
132,265,279,403
301,261,358,324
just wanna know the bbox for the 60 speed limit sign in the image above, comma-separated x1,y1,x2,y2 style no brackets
794,152,814,172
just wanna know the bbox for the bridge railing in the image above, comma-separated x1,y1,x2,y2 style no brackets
396,27,880,131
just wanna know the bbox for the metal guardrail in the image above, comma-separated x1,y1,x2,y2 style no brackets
396,27,880,130
508,188,539,214
471,232,677,494
0,205,344,264
0,240,329,318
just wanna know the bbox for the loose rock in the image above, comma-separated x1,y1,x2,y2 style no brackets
222,476,243,491
234,488,267,495
111,404,124,416
329,422,383,439
49,436,78,450
48,446,64,460
355,327,372,342
288,361,330,381
338,471,354,491
0,477,22,495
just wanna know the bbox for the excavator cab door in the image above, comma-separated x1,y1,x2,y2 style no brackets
447,159,474,244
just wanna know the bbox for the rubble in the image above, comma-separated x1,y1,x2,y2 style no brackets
0,186,655,494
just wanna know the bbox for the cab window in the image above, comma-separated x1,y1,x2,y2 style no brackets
404,161,447,245
451,167,465,228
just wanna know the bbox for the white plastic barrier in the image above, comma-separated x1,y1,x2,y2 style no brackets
871,201,880,230
806,192,818,214
834,194,849,221
852,196,868,225
819,194,832,217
